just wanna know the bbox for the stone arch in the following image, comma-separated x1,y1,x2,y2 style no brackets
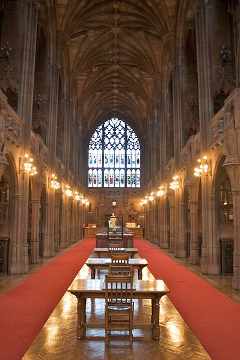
1,152,18,274
175,0,200,147
213,155,234,274
39,183,47,259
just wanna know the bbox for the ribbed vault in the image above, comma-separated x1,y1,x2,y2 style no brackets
56,0,177,137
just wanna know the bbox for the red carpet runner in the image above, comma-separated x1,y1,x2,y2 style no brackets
0,238,95,360
135,239,240,360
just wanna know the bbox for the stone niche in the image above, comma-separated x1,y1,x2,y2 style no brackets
86,188,143,228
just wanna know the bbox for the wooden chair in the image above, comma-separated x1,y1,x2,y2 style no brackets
109,264,133,277
105,274,134,343
111,252,129,265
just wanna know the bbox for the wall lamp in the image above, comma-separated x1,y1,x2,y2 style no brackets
22,153,38,176
50,174,61,190
169,175,180,191
194,156,210,177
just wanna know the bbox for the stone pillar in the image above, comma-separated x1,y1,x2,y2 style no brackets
18,0,38,126
201,174,219,274
29,198,41,263
159,197,169,249
189,200,199,264
43,189,56,257
174,190,186,258
224,163,240,289
169,202,175,253
10,172,30,274
195,2,213,149
173,62,184,164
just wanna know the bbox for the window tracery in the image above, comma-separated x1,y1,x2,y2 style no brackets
88,118,140,188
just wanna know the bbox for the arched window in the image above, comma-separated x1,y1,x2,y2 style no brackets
88,118,140,188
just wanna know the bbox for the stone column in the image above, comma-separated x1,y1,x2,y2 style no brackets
201,174,219,274
224,163,240,289
10,173,30,274
18,0,38,126
159,198,169,249
189,200,199,264
169,202,175,253
43,189,56,257
174,190,186,258
29,198,41,263
173,62,184,164
195,2,213,148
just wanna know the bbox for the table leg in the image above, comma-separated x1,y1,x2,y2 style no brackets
91,266,96,279
77,297,86,339
138,267,142,280
151,297,160,340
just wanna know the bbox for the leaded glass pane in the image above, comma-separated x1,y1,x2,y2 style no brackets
104,169,109,187
88,169,93,187
88,118,140,188
98,169,102,187
115,169,120,187
93,169,98,187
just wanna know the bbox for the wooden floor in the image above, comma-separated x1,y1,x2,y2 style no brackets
1,247,239,360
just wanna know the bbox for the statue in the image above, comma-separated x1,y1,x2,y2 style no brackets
108,213,117,231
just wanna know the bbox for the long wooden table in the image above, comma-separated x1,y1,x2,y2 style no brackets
68,278,169,340
86,257,148,280
94,247,138,258
96,232,133,248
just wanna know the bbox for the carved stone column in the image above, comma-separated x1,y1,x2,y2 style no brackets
189,200,199,264
175,191,186,258
201,174,219,274
10,173,30,274
159,197,169,249
224,162,240,289
29,198,41,263
169,202,175,253
43,189,56,257
195,2,213,149
18,0,38,128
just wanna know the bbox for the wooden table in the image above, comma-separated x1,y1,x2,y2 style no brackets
96,232,133,248
68,278,169,340
93,247,138,258
86,257,148,280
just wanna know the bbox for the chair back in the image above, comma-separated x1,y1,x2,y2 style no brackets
111,252,129,264
105,274,133,306
109,264,133,277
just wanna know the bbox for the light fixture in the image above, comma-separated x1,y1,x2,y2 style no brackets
74,192,82,201
194,156,210,177
169,175,180,191
23,153,37,176
85,199,90,207
157,186,166,197
30,166,38,176
112,200,117,207
64,185,73,197
50,174,61,190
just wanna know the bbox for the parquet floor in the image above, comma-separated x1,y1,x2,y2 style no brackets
1,246,239,360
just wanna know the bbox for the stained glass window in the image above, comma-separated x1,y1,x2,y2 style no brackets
88,118,141,188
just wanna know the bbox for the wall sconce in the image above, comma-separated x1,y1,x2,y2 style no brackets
22,153,37,176
30,166,38,176
169,175,180,191
64,185,73,197
85,199,90,207
194,156,210,177
112,200,117,207
74,191,82,201
50,174,61,190
157,186,166,197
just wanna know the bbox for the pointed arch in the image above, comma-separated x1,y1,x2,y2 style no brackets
88,117,141,188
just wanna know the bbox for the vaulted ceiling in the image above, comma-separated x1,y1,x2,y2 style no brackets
55,0,178,137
